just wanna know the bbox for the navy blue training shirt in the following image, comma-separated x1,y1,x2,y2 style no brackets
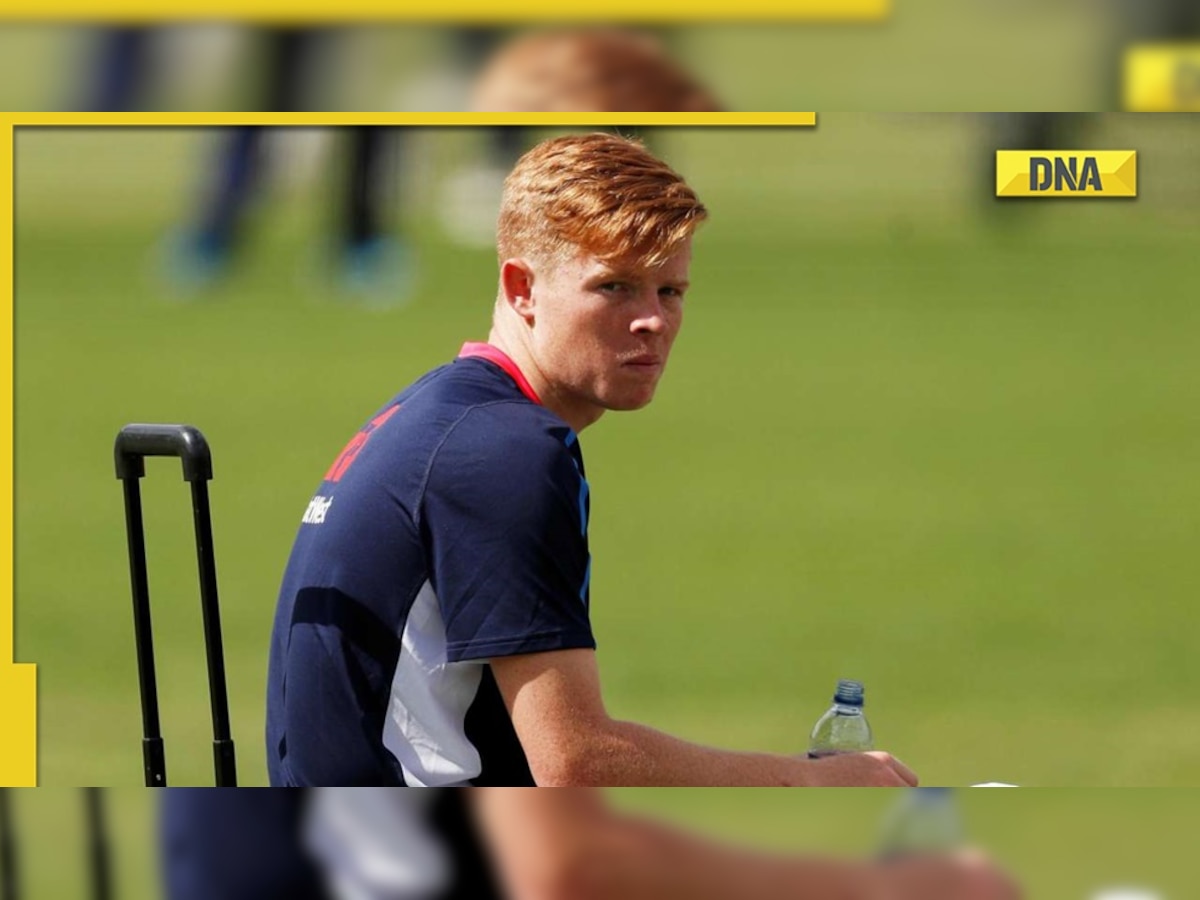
161,790,326,900
161,789,501,900
266,343,595,786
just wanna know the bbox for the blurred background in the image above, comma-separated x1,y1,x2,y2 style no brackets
13,114,1200,788
0,788,1196,898
0,0,1198,112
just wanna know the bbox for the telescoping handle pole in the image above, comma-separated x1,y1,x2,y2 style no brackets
0,789,18,900
114,424,237,787
84,789,112,900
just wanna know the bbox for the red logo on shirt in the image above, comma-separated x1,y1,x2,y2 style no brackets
324,404,401,483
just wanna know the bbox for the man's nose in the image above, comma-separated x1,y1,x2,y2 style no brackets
630,293,667,333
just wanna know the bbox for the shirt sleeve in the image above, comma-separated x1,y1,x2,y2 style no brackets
419,404,595,663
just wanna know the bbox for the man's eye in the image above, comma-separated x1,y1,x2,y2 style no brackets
599,282,627,293
659,287,682,299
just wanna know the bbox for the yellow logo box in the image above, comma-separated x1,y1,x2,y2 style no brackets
1124,44,1200,112
995,151,1137,198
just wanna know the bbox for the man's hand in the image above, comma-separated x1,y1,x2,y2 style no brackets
800,751,919,787
867,850,1022,900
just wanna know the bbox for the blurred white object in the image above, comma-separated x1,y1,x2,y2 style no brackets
437,164,507,249
267,128,333,193
971,782,1018,787
160,24,246,109
392,68,473,113
1089,889,1163,900
306,789,450,900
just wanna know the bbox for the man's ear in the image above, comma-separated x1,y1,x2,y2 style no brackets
500,259,536,322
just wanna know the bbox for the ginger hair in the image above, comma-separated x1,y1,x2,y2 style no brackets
471,28,722,114
496,132,707,268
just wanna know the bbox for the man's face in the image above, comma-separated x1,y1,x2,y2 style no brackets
524,239,692,429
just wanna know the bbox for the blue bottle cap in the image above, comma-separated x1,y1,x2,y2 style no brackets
912,787,953,799
834,679,865,707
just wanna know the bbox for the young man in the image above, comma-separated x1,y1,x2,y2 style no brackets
266,133,916,787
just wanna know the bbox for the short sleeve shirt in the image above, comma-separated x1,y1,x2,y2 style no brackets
266,344,594,786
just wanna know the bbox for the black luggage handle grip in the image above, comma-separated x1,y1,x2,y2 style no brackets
114,422,236,786
115,424,213,482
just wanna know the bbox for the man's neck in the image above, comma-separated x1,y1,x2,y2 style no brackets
486,326,601,434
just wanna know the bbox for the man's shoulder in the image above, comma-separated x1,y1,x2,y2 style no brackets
382,357,583,493
404,357,541,414
408,357,569,443
440,399,578,469
381,358,544,437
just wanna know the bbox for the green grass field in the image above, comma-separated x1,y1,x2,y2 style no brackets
4,788,1199,898
13,116,1200,791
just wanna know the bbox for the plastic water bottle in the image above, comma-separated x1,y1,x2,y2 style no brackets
877,788,965,859
807,679,873,758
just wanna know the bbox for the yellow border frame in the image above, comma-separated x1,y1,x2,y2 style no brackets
0,117,29,787
0,110,815,786
1,1,887,21
10,112,816,127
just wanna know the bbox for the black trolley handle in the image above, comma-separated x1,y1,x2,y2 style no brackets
0,789,16,900
114,424,237,787
84,789,112,900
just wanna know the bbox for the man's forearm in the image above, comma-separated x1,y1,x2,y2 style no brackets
576,813,875,900
494,649,915,786
474,790,1015,900
530,720,915,787
475,789,874,900
532,718,812,786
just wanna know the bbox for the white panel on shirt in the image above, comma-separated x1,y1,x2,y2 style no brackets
305,788,450,900
382,579,484,787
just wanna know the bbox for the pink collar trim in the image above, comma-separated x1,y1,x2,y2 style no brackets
458,342,543,405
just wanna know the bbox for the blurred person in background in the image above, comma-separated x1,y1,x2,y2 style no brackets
266,132,916,788
469,27,720,112
162,28,403,302
74,25,719,290
74,26,403,303
74,26,154,112
161,788,1021,900
439,26,721,248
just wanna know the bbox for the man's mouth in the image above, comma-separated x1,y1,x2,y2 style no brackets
622,353,663,369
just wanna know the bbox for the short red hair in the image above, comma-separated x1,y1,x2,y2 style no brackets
496,133,708,268
471,28,722,114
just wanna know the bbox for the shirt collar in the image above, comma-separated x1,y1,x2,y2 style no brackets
458,342,543,405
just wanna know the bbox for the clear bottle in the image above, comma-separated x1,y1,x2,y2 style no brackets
1088,889,1163,900
807,679,873,758
877,788,965,859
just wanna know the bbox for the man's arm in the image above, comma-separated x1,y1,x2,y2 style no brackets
490,648,918,787
470,789,1021,900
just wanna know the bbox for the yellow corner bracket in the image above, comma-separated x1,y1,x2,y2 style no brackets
0,120,34,786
